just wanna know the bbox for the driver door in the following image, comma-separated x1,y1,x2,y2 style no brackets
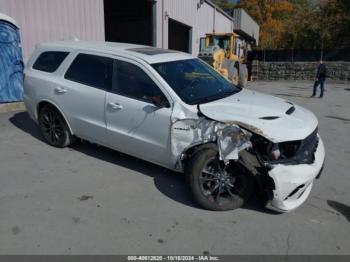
105,58,173,167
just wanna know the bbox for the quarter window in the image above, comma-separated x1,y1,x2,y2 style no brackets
33,51,69,73
65,53,113,90
113,60,169,106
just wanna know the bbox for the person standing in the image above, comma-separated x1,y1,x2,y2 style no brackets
311,60,327,98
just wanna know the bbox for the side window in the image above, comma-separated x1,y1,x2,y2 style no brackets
65,53,113,91
33,51,69,73
113,60,169,107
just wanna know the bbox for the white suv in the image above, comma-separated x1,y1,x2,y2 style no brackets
24,41,325,212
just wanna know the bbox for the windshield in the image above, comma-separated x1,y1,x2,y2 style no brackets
151,59,241,105
211,35,230,52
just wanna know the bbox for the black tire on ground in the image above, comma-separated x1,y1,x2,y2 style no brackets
38,104,75,148
186,148,254,211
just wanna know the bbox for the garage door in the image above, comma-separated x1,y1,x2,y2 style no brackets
168,19,192,53
0,19,23,102
104,0,154,46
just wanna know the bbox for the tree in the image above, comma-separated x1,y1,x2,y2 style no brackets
319,0,350,49
282,0,320,50
212,0,350,50
236,0,294,49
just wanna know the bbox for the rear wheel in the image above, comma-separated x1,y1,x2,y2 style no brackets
186,148,254,211
38,104,74,148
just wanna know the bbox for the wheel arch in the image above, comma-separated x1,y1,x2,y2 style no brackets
180,142,218,170
36,100,74,135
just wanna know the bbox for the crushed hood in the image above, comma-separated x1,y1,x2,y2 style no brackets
199,89,318,143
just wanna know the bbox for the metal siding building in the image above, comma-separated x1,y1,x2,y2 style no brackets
233,8,259,46
0,0,259,61
0,0,105,61
156,0,235,54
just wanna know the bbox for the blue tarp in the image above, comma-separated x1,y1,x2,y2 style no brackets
0,21,24,103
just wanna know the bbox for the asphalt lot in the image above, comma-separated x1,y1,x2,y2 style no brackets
0,81,350,255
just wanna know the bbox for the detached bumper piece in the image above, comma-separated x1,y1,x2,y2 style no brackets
266,134,325,212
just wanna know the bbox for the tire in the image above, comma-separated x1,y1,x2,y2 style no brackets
38,104,75,148
186,148,254,211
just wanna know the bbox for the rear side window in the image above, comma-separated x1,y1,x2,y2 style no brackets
33,51,69,73
65,53,113,91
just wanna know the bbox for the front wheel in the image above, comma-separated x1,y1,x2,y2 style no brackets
186,148,254,211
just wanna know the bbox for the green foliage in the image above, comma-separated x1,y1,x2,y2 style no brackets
212,0,350,50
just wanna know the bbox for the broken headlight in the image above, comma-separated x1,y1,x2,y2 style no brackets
248,128,318,165
279,140,302,159
250,134,302,161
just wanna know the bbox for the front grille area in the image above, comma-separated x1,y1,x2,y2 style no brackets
279,140,302,158
298,128,319,164
269,128,319,165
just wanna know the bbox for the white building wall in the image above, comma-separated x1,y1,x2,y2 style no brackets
233,8,259,45
215,12,232,34
0,0,105,62
0,0,251,59
156,0,233,55
194,3,215,54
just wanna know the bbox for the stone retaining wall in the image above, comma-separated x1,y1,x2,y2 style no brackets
252,61,350,82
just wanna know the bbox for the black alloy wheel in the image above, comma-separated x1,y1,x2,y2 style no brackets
186,148,254,211
38,105,74,148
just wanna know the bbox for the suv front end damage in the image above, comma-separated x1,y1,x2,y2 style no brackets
171,89,326,212
240,127,325,212
266,134,325,212
192,89,326,212
171,103,325,212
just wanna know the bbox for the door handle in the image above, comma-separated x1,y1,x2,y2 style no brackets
108,102,123,110
54,87,67,94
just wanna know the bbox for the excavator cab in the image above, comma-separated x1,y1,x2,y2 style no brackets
199,32,248,87
200,33,240,61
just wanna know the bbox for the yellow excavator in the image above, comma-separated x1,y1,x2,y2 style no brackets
198,32,248,87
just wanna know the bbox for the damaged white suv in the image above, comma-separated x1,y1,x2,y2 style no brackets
24,41,325,212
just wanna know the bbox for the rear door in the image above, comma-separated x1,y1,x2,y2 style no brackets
105,58,173,167
58,52,113,144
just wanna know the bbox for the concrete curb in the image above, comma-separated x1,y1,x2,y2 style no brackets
0,102,26,113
